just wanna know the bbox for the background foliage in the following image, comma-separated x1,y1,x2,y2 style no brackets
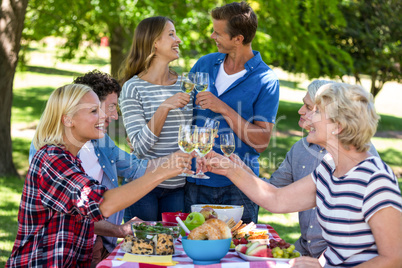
22,0,401,95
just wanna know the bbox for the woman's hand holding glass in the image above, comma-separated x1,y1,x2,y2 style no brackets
154,150,194,178
192,127,214,179
178,125,197,176
180,72,195,111
162,92,191,110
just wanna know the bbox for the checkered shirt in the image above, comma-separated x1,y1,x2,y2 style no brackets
6,145,107,267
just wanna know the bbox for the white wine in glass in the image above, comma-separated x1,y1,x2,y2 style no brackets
194,72,209,110
193,127,213,179
204,118,220,138
220,133,235,157
180,72,195,111
178,125,196,176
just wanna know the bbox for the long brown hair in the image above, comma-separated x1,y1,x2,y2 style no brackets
118,16,174,86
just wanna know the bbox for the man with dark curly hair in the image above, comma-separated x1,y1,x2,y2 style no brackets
29,70,187,267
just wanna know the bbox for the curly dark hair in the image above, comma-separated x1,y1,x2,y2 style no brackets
73,70,121,101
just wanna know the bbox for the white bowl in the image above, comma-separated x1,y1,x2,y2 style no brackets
191,204,244,223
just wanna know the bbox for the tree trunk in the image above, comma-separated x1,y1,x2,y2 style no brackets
109,25,126,78
0,0,29,177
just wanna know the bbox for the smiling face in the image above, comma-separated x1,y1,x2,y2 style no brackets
306,105,339,148
100,92,118,132
210,19,236,54
154,21,181,62
67,91,106,144
298,93,314,130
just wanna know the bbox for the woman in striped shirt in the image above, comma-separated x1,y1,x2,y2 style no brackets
204,83,402,267
118,17,192,221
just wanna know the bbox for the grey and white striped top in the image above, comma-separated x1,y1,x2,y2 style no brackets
119,75,193,188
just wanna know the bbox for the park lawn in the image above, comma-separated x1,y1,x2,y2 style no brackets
2,42,401,265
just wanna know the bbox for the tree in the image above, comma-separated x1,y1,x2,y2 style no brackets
254,0,354,79
331,0,402,97
0,0,29,177
23,0,216,76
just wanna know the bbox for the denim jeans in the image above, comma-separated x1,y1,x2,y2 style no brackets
184,182,259,223
123,186,185,222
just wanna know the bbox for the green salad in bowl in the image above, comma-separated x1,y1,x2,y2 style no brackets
131,221,180,241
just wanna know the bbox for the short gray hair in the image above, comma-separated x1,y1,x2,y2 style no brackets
307,80,336,101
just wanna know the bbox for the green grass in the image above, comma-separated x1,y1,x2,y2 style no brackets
0,177,24,265
1,41,402,265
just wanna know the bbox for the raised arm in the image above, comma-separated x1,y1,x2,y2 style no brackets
119,83,158,157
204,151,316,213
100,152,192,217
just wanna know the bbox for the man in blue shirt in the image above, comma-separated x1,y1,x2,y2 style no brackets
29,70,189,267
186,2,280,223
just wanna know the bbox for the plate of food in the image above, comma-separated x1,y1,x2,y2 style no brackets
122,249,185,257
235,240,300,262
121,221,180,256
236,250,293,262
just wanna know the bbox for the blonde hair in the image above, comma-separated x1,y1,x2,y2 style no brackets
33,84,93,150
315,83,379,152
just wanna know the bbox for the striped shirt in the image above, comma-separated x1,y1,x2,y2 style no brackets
119,75,193,188
312,154,402,267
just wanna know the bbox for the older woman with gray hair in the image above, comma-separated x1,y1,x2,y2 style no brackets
268,79,379,258
204,83,402,267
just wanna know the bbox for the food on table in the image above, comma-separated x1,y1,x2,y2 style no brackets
199,206,218,220
232,237,249,247
227,219,257,239
132,222,179,239
192,204,244,222
188,219,232,240
121,222,179,255
180,212,206,236
235,240,300,259
120,235,135,252
202,205,234,209
267,238,300,258
155,233,175,255
132,237,155,255
184,212,205,225
248,230,269,240
121,234,175,255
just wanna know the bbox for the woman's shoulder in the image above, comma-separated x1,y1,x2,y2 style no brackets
362,156,396,178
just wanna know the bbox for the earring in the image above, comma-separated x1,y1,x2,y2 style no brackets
332,131,335,135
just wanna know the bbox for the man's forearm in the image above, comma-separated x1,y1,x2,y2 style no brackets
221,104,273,152
94,220,126,237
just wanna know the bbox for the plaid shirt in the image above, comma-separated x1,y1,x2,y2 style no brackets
7,145,107,267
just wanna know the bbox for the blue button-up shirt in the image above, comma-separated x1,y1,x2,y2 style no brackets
189,51,280,187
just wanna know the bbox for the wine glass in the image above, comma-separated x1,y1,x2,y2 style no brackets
180,72,195,111
220,133,235,157
204,118,220,138
194,72,209,110
177,124,197,176
193,127,213,179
